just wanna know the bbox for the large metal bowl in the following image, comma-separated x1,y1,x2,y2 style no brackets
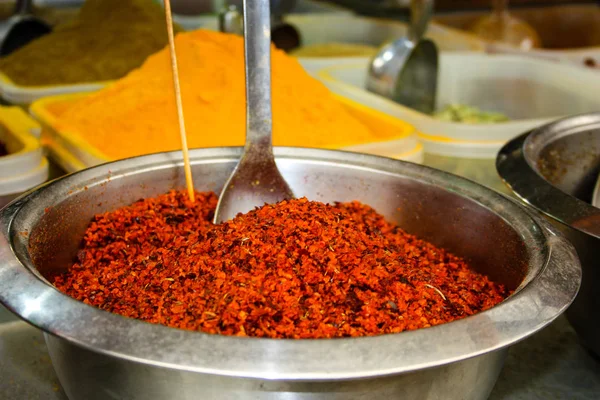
497,113,600,357
0,147,580,400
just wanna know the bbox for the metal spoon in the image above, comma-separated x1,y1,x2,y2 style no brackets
0,0,52,57
366,0,437,113
213,0,294,224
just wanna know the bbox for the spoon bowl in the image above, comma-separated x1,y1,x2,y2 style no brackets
213,0,294,224
366,0,437,113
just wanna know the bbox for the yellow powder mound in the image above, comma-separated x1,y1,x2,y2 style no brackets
56,30,378,160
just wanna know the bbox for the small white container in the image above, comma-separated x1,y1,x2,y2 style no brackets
0,107,49,207
314,53,600,190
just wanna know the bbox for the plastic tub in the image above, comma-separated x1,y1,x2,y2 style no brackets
314,53,600,191
30,92,422,173
0,107,49,207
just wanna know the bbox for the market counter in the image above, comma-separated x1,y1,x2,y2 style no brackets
1,305,598,399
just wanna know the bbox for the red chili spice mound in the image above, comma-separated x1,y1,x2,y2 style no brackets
53,190,509,339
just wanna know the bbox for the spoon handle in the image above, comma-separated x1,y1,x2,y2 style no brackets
407,0,434,45
243,0,273,155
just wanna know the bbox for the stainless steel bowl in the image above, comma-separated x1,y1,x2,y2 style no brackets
497,113,600,357
0,147,580,400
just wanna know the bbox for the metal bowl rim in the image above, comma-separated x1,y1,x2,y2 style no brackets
0,146,581,380
497,113,600,239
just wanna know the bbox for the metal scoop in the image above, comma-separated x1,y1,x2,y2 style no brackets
213,0,294,224
366,0,438,114
0,0,51,56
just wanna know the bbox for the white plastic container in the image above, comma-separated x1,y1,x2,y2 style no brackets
314,53,600,191
0,107,49,207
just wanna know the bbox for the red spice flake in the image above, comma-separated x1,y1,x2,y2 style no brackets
53,190,510,339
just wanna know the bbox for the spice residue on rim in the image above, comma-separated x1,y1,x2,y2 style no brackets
53,190,509,339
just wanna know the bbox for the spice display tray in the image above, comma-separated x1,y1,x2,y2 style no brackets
0,106,49,207
30,91,423,173
313,53,600,191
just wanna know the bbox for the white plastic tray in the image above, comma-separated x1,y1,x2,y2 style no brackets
313,53,600,191
315,53,600,159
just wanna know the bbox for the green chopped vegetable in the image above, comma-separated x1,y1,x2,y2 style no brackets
433,104,509,124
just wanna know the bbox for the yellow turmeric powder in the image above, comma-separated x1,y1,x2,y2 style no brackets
55,30,385,160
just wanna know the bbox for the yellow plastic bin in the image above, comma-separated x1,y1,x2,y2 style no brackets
0,107,49,207
30,92,423,173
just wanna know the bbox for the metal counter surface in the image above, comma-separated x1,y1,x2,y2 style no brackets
1,305,598,400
